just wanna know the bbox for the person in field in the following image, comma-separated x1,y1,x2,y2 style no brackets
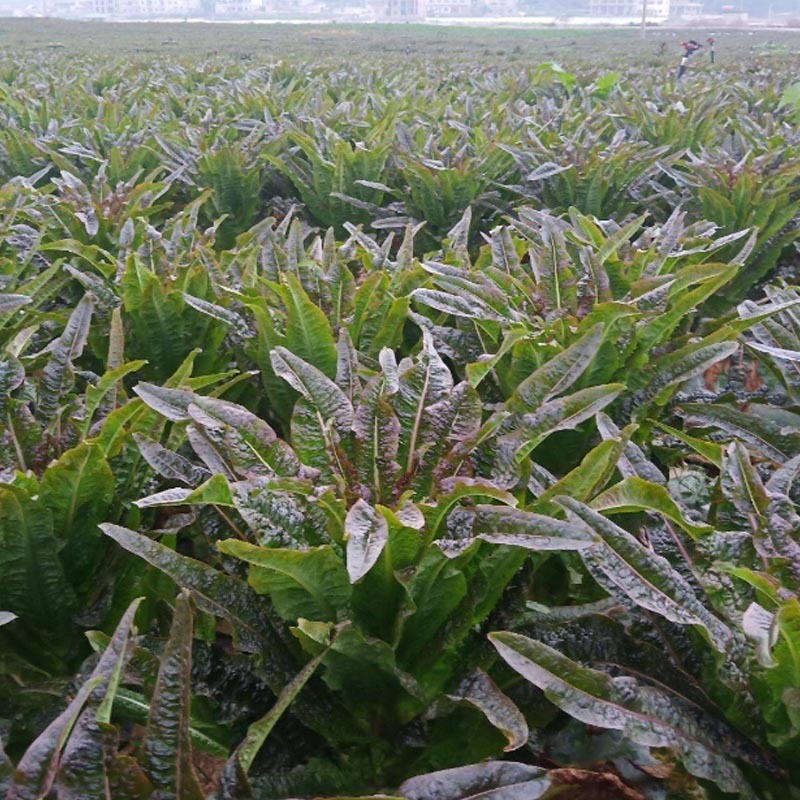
678,39,702,79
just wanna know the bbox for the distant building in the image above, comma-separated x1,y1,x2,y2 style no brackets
215,0,261,13
483,0,518,14
370,0,424,17
588,0,702,18
668,0,702,16
426,0,468,14
86,0,201,14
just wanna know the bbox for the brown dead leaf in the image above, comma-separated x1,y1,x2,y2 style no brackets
638,761,674,780
548,768,645,800
193,749,227,795
704,358,730,391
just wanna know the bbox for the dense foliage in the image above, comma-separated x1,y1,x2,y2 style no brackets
2,22,800,800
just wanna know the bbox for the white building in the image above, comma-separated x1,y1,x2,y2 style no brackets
588,0,702,19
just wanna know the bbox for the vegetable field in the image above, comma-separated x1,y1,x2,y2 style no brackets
3,20,800,799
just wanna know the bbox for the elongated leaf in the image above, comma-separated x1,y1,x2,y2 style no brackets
414,381,482,494
134,434,210,485
557,497,731,650
0,294,32,315
271,346,353,436
743,602,778,668
217,540,351,622
100,524,269,653
411,287,510,322
489,632,749,794
679,403,798,463
642,341,739,412
38,294,94,422
136,473,235,509
353,373,401,503
143,591,203,800
0,485,75,630
446,670,528,752
465,328,528,389
134,382,194,422
653,420,723,468
345,499,389,583
510,383,624,461
597,413,664,483
82,359,147,436
509,323,604,413
533,432,632,515
56,600,143,799
281,272,338,378
398,761,550,800
590,476,712,538
724,441,770,523
471,505,593,551
6,676,103,800
39,442,115,590
395,331,453,473
235,634,334,773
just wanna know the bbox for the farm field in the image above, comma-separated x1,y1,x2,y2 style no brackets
2,18,800,799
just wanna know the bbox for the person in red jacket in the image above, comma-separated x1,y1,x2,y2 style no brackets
678,39,702,79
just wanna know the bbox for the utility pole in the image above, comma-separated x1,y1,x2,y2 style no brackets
641,0,646,38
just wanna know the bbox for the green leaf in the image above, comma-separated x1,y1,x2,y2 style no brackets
218,540,351,622
143,591,204,800
0,485,76,630
424,477,517,539
465,328,528,389
653,420,723,468
82,360,147,437
281,272,337,378
533,432,632,516
396,547,468,665
590,476,712,539
39,442,115,590
135,473,235,509
235,632,333,774
643,340,739,412
724,441,770,523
